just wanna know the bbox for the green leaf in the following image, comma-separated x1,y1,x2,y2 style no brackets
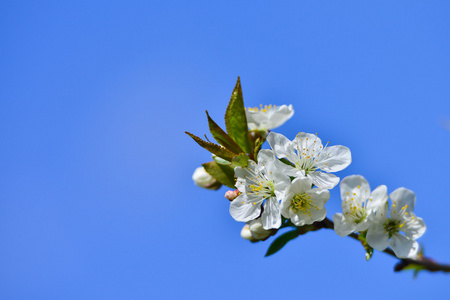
186,131,235,161
265,222,325,257
202,161,236,188
230,153,249,168
225,77,251,154
265,229,299,257
206,111,242,154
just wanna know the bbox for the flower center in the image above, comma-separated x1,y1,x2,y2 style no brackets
295,159,316,175
351,208,367,224
248,179,275,199
383,219,401,238
343,187,370,224
291,193,317,216
239,161,278,206
292,133,327,175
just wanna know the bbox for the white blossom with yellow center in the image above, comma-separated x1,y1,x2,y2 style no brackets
281,177,330,226
366,187,426,258
230,149,290,230
245,104,294,131
267,132,351,189
333,175,388,237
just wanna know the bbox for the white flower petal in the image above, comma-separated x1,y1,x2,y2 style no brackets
289,177,313,194
266,104,294,129
366,185,388,213
274,184,290,201
280,195,292,219
267,132,297,159
408,240,420,258
270,161,299,178
290,214,305,226
339,175,370,201
402,215,426,240
308,171,339,189
293,132,323,154
261,197,281,229
389,187,415,213
269,164,291,195
333,213,356,237
355,219,370,232
366,222,389,251
234,165,255,180
289,211,302,226
375,201,389,219
246,111,269,131
229,196,261,222
246,105,294,130
257,149,276,167
308,207,327,224
316,145,352,172
307,188,330,209
389,234,418,258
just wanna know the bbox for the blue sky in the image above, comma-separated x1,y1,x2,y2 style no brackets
1,1,449,299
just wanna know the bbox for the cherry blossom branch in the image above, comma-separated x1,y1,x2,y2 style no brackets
320,217,450,274
190,78,448,275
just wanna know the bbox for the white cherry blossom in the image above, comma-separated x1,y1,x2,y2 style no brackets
246,104,294,131
267,132,351,189
281,177,329,226
366,187,426,259
333,175,387,237
229,149,290,229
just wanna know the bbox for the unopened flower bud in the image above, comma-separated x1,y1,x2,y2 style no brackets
249,218,272,240
225,189,240,201
240,224,257,242
192,167,222,190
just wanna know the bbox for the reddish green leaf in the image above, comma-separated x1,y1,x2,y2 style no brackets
225,77,251,154
185,131,235,161
206,111,242,154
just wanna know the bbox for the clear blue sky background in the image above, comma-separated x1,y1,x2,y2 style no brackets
1,1,449,299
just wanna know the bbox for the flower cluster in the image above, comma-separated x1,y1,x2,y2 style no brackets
188,78,426,262
334,175,426,258
229,132,350,230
